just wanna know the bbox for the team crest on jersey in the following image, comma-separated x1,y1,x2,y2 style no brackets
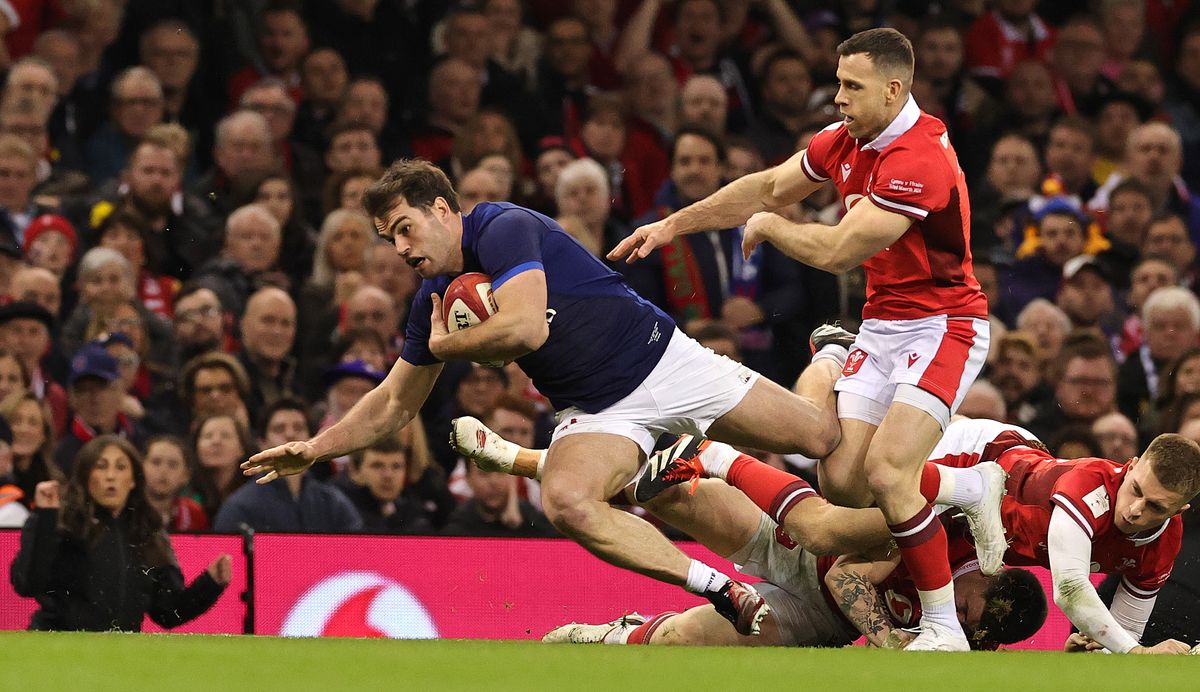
843,349,869,376
1082,486,1110,518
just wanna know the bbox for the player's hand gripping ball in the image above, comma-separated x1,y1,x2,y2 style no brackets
442,272,504,367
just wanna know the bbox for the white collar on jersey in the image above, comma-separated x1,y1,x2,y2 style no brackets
861,94,921,152
1128,519,1171,547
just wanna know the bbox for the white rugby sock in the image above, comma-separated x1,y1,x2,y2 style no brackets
697,441,741,481
811,344,849,367
935,465,985,507
917,583,962,632
684,559,731,594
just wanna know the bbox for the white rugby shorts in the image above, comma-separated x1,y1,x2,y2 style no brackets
835,315,990,429
551,328,759,456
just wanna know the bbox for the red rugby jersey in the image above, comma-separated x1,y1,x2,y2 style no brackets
801,97,987,321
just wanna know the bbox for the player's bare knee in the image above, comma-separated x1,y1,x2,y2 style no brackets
787,509,837,555
541,486,603,537
865,457,908,499
818,469,871,508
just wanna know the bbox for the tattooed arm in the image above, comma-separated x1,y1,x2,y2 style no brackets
824,549,912,649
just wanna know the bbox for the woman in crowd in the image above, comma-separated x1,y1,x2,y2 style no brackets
298,209,375,327
0,348,29,414
10,435,230,631
188,413,253,518
2,392,63,509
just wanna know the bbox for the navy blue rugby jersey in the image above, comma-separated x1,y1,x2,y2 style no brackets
401,202,675,412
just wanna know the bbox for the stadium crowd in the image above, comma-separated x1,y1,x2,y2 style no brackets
1,0,1200,638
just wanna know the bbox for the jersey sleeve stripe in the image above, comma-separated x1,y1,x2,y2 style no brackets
492,261,545,289
1120,577,1160,600
800,151,829,183
1051,493,1096,539
869,193,930,219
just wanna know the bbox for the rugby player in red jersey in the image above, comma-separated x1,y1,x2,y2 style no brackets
642,418,1198,654
612,28,994,650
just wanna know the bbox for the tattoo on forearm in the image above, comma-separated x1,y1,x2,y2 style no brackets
831,571,894,646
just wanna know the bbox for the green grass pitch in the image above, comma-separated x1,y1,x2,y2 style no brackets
1,632,1195,691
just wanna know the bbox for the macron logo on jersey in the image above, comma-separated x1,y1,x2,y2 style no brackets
841,163,852,181
1082,485,1110,518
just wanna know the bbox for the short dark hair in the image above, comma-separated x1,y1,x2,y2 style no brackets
758,48,808,84
1054,332,1116,380
917,15,963,41
180,351,251,406
97,207,150,241
1049,424,1102,458
1109,178,1153,206
1143,433,1200,499
971,568,1048,650
670,126,726,165
836,28,914,81
1050,114,1097,150
259,396,313,439
363,159,461,221
349,435,407,470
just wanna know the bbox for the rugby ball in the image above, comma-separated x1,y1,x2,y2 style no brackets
442,272,498,332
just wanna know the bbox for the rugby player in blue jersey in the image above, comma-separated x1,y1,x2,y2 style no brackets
243,159,868,635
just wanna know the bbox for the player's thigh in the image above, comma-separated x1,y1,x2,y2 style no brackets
816,414,878,508
653,604,786,647
868,396,946,474
707,376,838,457
641,479,765,558
542,432,643,505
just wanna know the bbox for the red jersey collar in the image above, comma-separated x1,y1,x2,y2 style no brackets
1128,519,1172,547
862,95,921,152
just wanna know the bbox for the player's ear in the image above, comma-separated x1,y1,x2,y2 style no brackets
433,196,451,219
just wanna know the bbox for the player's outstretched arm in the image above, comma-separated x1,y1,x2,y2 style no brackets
607,148,825,263
242,359,443,483
1045,508,1183,654
824,549,913,649
741,196,912,273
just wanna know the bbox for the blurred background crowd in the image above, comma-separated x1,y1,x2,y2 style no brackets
2,0,1200,566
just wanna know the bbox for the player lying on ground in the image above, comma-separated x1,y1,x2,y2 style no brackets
243,159,880,635
451,422,1044,649
637,418,1200,654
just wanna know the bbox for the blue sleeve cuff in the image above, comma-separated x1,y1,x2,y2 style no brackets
492,261,544,289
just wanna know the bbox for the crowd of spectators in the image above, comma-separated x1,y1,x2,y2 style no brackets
1,0,1200,562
